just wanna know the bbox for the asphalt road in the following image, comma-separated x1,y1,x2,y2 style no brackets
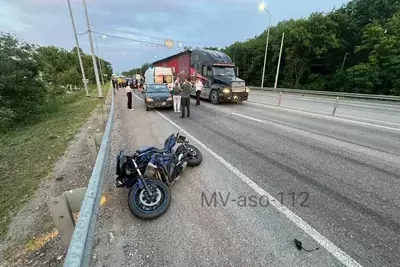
248,90,400,125
91,89,400,267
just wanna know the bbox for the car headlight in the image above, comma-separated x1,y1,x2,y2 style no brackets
146,97,153,102
167,97,172,101
222,88,230,94
246,87,250,92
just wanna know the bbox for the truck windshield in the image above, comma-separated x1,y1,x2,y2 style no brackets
155,75,173,84
212,67,235,76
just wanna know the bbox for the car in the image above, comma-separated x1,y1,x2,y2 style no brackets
142,84,173,111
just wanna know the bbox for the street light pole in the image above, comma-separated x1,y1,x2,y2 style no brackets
82,0,103,98
67,0,89,97
95,37,105,85
274,32,285,89
259,3,272,89
341,52,349,70
261,13,271,89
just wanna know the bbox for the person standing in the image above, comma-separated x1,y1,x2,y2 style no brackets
172,81,181,113
126,85,133,110
180,78,192,118
195,78,203,106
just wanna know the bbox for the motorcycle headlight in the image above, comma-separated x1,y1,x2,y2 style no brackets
222,88,230,94
246,87,250,92
146,97,153,102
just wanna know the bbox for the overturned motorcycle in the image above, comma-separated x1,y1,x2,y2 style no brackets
115,133,202,219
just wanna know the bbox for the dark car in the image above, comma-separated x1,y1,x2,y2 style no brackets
142,84,173,111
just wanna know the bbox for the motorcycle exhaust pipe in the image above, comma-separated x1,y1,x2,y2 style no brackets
181,161,188,171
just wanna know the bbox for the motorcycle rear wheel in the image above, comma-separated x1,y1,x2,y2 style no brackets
128,178,171,220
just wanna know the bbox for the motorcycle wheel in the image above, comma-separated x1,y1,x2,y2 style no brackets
177,144,202,167
128,178,171,220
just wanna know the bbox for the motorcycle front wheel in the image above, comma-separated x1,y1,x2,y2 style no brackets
128,178,171,220
177,144,202,167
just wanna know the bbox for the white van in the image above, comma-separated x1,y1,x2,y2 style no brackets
144,67,174,90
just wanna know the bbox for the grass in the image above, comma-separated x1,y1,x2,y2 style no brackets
0,84,109,239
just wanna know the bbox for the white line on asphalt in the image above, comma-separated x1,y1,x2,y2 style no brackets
231,112,263,122
250,100,400,126
249,101,400,132
249,100,332,115
337,114,400,127
131,94,363,267
250,92,400,110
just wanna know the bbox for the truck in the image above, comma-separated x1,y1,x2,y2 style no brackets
152,48,248,104
144,67,174,90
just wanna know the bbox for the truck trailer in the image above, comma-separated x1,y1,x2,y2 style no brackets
152,49,248,104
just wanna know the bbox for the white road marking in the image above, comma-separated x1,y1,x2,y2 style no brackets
130,94,363,267
249,101,400,132
250,100,400,126
231,112,262,122
249,100,332,115
250,92,400,110
337,114,400,127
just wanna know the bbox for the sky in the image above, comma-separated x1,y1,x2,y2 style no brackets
0,0,350,74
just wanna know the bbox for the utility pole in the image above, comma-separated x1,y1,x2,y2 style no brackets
82,0,103,98
95,38,105,85
274,32,285,89
67,0,89,97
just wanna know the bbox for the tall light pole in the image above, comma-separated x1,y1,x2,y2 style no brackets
259,2,271,89
274,32,285,89
95,35,106,85
67,0,89,97
341,52,349,70
82,0,103,98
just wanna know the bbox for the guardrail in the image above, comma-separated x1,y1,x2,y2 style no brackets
249,87,400,101
63,86,115,267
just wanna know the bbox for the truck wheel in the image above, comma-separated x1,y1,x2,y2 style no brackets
146,105,150,111
210,90,220,105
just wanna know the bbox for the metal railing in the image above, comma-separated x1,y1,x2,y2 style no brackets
249,87,400,101
63,86,115,267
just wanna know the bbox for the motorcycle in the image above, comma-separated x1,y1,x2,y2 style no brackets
117,132,202,181
115,133,202,219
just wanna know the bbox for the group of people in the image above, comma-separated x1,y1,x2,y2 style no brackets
118,76,204,115
171,77,204,118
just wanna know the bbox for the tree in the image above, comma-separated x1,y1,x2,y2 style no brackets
123,0,400,95
347,11,400,95
122,62,151,77
0,33,46,128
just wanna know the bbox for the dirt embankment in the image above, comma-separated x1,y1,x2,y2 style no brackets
0,91,112,267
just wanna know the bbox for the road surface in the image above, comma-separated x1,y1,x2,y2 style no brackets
248,90,400,126
91,89,400,267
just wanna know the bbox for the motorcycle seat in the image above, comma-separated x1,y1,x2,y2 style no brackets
136,146,172,154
